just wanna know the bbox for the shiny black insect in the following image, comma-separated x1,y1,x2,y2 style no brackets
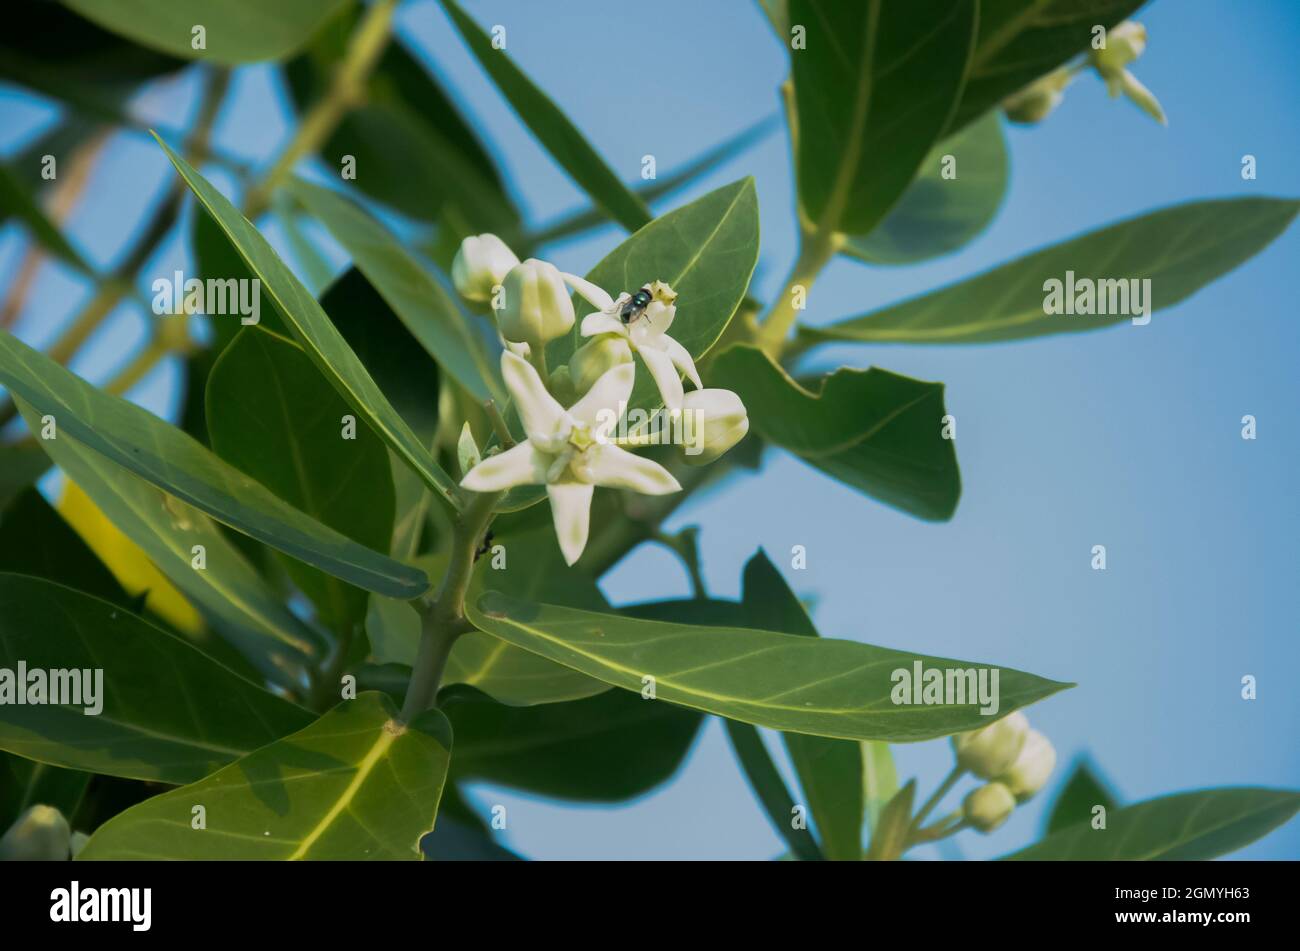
474,530,495,562
619,286,654,325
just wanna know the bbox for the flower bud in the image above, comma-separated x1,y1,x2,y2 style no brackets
571,334,633,395
951,711,1028,779
680,388,749,464
497,259,576,350
451,234,519,304
963,782,1016,833
1002,67,1072,124
999,728,1057,802
1090,21,1146,76
0,805,71,860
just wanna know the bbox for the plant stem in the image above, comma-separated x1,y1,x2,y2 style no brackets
243,0,397,218
755,227,844,354
484,399,515,448
911,765,965,833
398,488,502,722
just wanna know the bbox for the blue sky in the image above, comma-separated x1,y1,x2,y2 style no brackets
2,0,1297,859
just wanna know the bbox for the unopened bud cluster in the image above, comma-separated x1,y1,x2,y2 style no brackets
952,711,1057,832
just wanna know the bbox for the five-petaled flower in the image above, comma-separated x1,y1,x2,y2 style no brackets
461,351,681,565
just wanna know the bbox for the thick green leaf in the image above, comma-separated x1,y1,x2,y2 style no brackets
1046,757,1120,834
466,591,1071,742
724,718,823,861
0,338,426,600
788,0,976,235
0,162,92,274
0,754,90,832
207,328,396,633
154,136,461,511
288,179,502,403
441,0,650,233
446,685,701,802
369,532,610,706
1004,787,1300,861
79,692,452,860
948,0,1146,133
742,551,863,861
60,0,352,65
844,112,1008,265
0,574,313,784
806,198,1300,345
0,443,51,512
711,345,960,520
0,488,128,607
549,178,760,413
191,210,286,351
15,400,322,680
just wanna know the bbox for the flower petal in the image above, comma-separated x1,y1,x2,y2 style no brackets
643,301,675,335
501,350,569,443
661,334,702,389
581,311,627,338
460,442,545,492
547,481,595,565
570,361,634,432
562,272,614,312
584,444,682,495
637,343,684,411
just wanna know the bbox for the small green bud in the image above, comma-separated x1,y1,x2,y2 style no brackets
0,805,71,860
680,388,749,465
497,259,576,351
963,782,1016,833
999,728,1057,802
952,711,1028,778
570,334,633,395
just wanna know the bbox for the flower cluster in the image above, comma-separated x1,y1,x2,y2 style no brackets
952,711,1058,833
450,234,750,565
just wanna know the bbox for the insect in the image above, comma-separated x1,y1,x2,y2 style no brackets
618,286,655,326
474,529,495,562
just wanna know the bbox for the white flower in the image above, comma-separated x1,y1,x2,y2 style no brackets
952,711,1029,778
680,388,749,464
570,334,633,394
451,234,519,303
461,351,681,565
1003,67,1074,124
1089,21,1166,125
497,259,576,350
999,728,1057,802
962,782,1016,833
570,276,701,411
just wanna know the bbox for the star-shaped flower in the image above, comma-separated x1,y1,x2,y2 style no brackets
461,351,681,564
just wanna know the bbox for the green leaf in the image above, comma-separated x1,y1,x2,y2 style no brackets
191,210,286,351
446,685,701,802
465,591,1071,742
710,345,960,520
1046,757,1120,834
844,112,1008,265
0,754,90,832
548,178,760,413
0,338,426,600
741,552,863,860
0,574,313,784
1004,787,1300,861
60,0,352,65
788,0,976,235
14,400,322,681
288,179,503,404
866,779,916,860
948,0,1145,133
724,718,823,861
805,198,1300,345
0,443,51,512
0,162,92,274
78,692,452,860
441,0,651,233
0,488,128,608
153,135,461,511
861,740,898,833
206,328,396,633
369,532,611,706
